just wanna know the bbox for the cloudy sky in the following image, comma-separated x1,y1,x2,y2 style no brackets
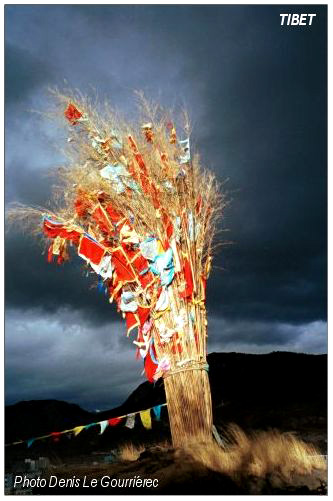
5,5,327,411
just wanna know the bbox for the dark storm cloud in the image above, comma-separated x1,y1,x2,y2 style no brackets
5,307,326,409
5,231,120,327
5,308,143,410
5,6,327,407
5,44,55,105
208,316,327,353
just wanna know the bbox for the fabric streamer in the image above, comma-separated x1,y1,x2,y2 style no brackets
84,423,96,430
155,287,169,311
140,409,152,430
149,248,175,286
109,130,123,150
108,417,122,426
99,420,109,435
64,103,82,125
139,237,158,261
149,339,158,364
153,356,171,381
187,212,199,241
120,290,138,313
179,257,194,298
158,323,175,344
144,351,158,382
78,235,105,266
153,405,162,421
179,138,191,164
125,414,135,429
100,164,139,193
52,432,61,442
90,254,113,280
119,223,140,244
73,426,85,437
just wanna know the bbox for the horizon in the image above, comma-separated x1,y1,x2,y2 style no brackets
6,350,327,412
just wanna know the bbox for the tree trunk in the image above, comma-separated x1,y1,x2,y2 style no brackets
163,367,213,447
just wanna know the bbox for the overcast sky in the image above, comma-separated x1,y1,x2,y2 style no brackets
5,5,327,411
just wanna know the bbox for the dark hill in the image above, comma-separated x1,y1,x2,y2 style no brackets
5,351,327,452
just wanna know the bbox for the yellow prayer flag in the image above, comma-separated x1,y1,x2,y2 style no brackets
157,240,164,255
73,426,85,436
140,409,152,430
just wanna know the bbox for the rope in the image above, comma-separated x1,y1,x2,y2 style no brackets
5,403,168,448
164,361,209,378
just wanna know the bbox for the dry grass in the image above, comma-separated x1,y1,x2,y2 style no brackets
119,439,171,461
184,424,327,481
118,442,145,461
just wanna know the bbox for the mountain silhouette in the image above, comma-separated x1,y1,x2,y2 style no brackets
5,351,327,454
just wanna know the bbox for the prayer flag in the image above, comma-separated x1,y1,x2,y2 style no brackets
179,138,191,164
99,420,109,435
73,426,85,437
84,423,96,430
27,438,34,448
153,405,162,421
108,417,122,426
64,103,82,125
78,235,105,265
140,409,152,430
125,414,135,429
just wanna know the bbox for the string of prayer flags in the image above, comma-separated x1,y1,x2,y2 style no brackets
6,403,168,448
140,409,152,430
99,420,109,435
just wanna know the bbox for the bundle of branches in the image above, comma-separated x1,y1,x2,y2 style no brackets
8,89,226,446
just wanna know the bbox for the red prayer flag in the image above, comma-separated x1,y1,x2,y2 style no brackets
47,243,53,263
179,258,194,299
108,418,122,426
78,236,105,265
43,219,81,245
144,351,158,382
106,204,123,224
137,306,151,327
64,103,82,125
112,248,136,282
74,192,91,218
51,432,61,443
92,206,112,235
125,312,139,335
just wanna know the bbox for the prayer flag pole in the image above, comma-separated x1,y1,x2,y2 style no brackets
7,90,226,447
